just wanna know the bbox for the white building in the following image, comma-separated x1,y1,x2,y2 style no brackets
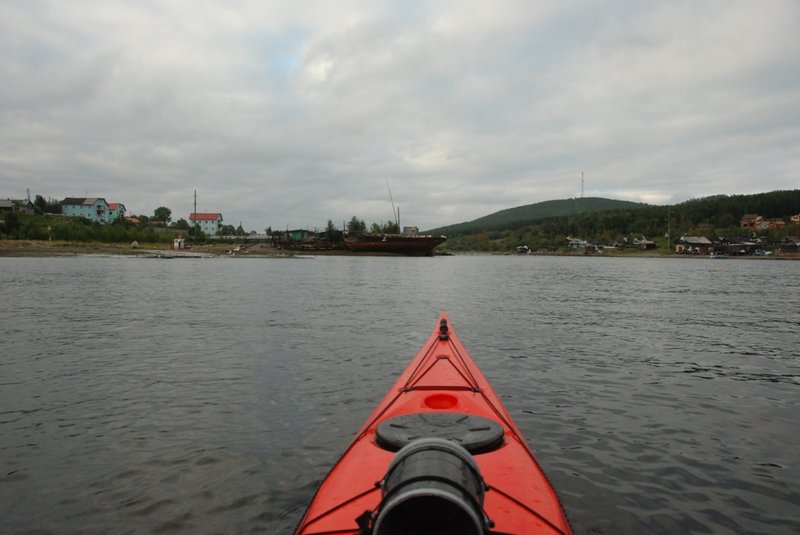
189,212,223,235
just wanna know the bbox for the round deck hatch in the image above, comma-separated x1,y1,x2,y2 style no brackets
376,412,504,454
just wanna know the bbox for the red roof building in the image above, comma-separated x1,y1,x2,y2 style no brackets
740,214,763,228
189,212,223,235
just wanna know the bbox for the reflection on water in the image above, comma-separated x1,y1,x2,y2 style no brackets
1,255,798,534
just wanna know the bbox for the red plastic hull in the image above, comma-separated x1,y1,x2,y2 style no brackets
295,313,573,534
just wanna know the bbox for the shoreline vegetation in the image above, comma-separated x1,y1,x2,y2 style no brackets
2,239,798,260
3,190,798,257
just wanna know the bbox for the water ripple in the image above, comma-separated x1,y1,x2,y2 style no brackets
0,256,798,534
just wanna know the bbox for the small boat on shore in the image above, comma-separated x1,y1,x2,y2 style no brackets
294,313,573,534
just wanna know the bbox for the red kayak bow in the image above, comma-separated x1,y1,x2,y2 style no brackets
295,313,573,535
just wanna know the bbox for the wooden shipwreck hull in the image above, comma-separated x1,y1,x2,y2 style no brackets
344,234,446,255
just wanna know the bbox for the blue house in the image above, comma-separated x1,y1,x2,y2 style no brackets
61,197,121,224
108,202,126,221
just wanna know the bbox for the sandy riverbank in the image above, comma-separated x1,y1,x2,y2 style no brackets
2,240,797,259
0,240,440,258
0,240,291,258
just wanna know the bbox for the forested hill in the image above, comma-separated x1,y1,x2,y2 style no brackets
424,190,800,252
668,190,800,226
428,197,649,236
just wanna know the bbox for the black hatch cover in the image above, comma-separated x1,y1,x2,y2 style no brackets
376,412,504,454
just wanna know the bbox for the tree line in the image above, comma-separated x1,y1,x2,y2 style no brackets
5,190,797,249
1,210,175,243
438,190,800,252
2,197,185,242
1,195,261,241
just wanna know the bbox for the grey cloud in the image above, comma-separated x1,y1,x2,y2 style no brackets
1,1,798,231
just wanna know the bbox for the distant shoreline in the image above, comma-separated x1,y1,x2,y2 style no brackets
480,250,799,260
0,240,283,258
1,240,797,260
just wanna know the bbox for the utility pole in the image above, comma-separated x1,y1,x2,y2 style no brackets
667,206,671,254
193,189,198,238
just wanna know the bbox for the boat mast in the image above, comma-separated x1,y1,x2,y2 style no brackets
385,178,400,231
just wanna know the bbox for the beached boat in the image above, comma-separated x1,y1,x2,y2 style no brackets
344,233,446,256
294,313,573,535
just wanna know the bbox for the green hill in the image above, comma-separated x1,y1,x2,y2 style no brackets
428,197,649,236
426,190,800,253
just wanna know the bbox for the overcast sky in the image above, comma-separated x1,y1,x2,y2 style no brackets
2,1,798,231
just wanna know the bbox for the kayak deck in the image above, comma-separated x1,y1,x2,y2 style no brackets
295,314,572,535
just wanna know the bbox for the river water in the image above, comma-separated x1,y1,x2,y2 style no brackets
0,255,798,534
